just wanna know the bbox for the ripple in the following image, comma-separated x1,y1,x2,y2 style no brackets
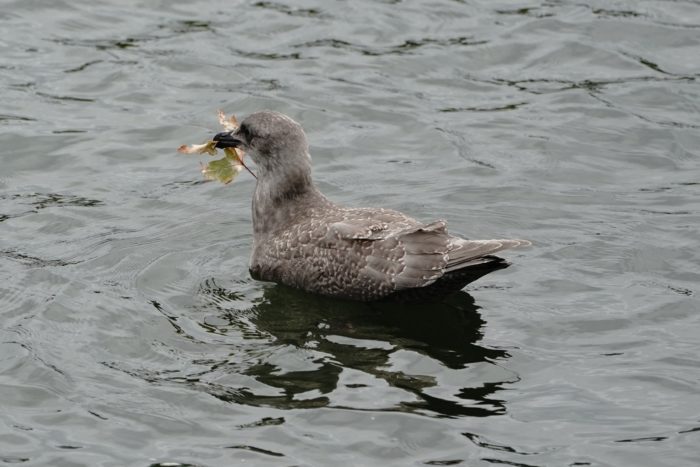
296,36,488,57
225,444,285,457
253,1,326,18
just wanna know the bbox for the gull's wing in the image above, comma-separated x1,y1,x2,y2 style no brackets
329,216,529,291
444,238,531,272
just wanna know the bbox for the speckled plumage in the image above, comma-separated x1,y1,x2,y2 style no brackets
219,111,529,302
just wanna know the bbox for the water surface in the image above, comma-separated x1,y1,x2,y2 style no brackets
1,0,699,465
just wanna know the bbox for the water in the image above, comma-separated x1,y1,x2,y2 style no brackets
1,0,699,465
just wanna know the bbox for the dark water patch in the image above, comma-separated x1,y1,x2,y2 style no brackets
8,82,35,90
586,89,700,129
394,36,489,52
463,432,539,455
297,38,353,49
639,209,692,215
4,192,104,210
35,92,95,103
150,300,188,337
1,250,78,268
51,37,140,50
237,416,285,429
580,2,700,29
656,21,700,29
486,75,696,95
249,287,506,367
298,36,488,56
469,158,496,169
615,435,668,443
63,60,103,73
403,384,507,418
495,7,554,18
481,458,541,467
584,4,700,30
100,360,177,385
198,277,246,309
134,284,514,417
592,8,644,19
650,119,700,129
639,186,673,193
435,127,498,169
1,457,30,463
160,20,213,34
250,78,284,91
226,444,285,457
229,48,302,60
213,385,330,409
440,102,528,113
87,410,108,420
253,1,325,18
618,51,674,75
424,460,464,465
0,114,36,123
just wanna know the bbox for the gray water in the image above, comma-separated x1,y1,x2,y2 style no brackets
1,0,699,465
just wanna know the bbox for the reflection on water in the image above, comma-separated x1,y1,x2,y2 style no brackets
191,283,510,418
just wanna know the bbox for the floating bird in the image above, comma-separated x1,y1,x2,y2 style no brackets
213,111,529,301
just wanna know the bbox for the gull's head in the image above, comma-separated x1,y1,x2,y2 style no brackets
213,111,310,174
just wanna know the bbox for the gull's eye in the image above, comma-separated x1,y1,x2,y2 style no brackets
239,124,255,145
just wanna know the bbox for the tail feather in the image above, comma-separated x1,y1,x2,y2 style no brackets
445,239,530,272
385,255,510,302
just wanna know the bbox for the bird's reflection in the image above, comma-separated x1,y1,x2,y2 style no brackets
199,282,512,417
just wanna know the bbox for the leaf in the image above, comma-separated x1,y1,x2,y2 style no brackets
201,157,244,184
223,147,244,163
178,111,253,185
218,110,238,132
178,140,218,156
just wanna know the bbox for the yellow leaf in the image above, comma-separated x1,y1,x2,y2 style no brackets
177,140,218,156
218,110,239,132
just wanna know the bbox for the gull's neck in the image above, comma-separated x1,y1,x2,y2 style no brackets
251,152,332,237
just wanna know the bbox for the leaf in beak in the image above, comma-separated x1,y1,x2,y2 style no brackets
201,157,244,185
179,111,254,184
177,140,218,156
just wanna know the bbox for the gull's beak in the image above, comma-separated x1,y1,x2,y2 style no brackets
213,131,244,149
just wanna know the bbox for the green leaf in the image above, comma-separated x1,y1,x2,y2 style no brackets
201,157,243,184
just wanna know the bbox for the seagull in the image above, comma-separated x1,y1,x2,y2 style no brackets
212,111,529,302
